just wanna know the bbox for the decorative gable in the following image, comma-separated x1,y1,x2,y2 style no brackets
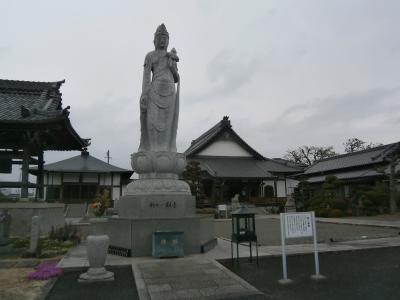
197,132,252,157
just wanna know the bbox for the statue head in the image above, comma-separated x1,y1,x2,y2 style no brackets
154,24,169,50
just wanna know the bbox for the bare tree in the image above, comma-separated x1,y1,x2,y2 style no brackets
285,146,337,166
344,138,383,153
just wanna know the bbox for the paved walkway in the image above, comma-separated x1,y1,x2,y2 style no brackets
57,215,400,300
133,258,264,300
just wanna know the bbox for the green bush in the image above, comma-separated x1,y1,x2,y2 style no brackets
10,237,74,258
48,224,80,244
330,209,344,218
9,237,30,249
315,208,331,217
0,197,18,203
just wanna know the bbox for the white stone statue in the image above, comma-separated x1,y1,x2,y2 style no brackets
139,24,180,153
131,24,187,181
127,24,189,197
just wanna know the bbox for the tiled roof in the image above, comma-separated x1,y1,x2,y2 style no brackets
30,152,133,176
272,158,306,170
305,169,383,183
0,79,90,150
0,79,65,122
304,143,398,175
257,159,303,173
191,156,273,178
184,116,265,159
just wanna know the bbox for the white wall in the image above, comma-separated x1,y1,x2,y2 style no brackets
276,181,286,197
82,173,98,183
99,174,112,186
197,138,252,157
48,173,61,185
113,174,120,186
62,173,79,183
112,187,120,200
286,178,299,196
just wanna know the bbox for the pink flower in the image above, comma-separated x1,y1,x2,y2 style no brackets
28,261,62,280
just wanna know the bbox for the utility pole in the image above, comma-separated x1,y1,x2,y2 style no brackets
105,150,112,164
389,157,398,213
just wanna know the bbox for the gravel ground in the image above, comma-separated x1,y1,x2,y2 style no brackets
0,268,50,300
215,217,400,245
221,246,400,300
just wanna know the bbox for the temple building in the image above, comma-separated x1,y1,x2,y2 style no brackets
184,116,302,206
0,79,90,200
296,142,400,195
29,151,133,204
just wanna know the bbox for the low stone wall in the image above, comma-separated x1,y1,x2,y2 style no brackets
0,203,65,237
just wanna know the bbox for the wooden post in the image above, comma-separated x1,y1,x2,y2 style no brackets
20,148,30,200
220,180,225,203
37,151,44,201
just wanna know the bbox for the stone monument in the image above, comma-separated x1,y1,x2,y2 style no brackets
92,24,215,256
117,23,193,218
0,209,13,254
231,194,241,211
29,216,40,255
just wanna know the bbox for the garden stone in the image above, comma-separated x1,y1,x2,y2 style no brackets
0,209,11,245
29,215,40,255
78,235,114,282
0,209,13,254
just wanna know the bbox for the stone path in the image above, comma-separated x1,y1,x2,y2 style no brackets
133,258,264,300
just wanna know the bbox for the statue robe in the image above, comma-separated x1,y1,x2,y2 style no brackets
139,49,179,153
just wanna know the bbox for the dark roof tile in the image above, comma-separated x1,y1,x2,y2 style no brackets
304,143,398,174
31,152,132,175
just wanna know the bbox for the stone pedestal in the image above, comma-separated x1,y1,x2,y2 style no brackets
90,215,215,256
79,235,114,283
98,149,216,256
117,193,195,219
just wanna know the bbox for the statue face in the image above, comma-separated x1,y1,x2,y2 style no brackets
154,34,169,50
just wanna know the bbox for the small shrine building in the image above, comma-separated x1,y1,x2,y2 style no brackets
30,151,133,204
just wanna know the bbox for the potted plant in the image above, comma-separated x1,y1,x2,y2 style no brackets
90,189,110,218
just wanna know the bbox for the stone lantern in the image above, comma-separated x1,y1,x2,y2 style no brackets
231,206,258,264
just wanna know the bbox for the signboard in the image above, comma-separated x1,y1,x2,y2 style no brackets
217,204,227,211
279,211,324,283
284,213,313,238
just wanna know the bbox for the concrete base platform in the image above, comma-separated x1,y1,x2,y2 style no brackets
117,193,195,219
90,215,215,256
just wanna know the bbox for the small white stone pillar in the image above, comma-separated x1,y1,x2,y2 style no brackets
79,235,114,283
231,194,241,211
29,216,40,254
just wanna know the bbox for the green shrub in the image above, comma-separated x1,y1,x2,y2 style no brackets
315,208,331,217
9,237,30,249
49,224,80,244
330,209,344,218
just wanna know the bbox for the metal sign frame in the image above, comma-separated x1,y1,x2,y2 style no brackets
279,211,325,284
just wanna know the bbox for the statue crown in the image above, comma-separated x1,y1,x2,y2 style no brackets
155,24,169,37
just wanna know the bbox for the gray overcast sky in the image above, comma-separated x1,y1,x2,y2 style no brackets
1,0,400,171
